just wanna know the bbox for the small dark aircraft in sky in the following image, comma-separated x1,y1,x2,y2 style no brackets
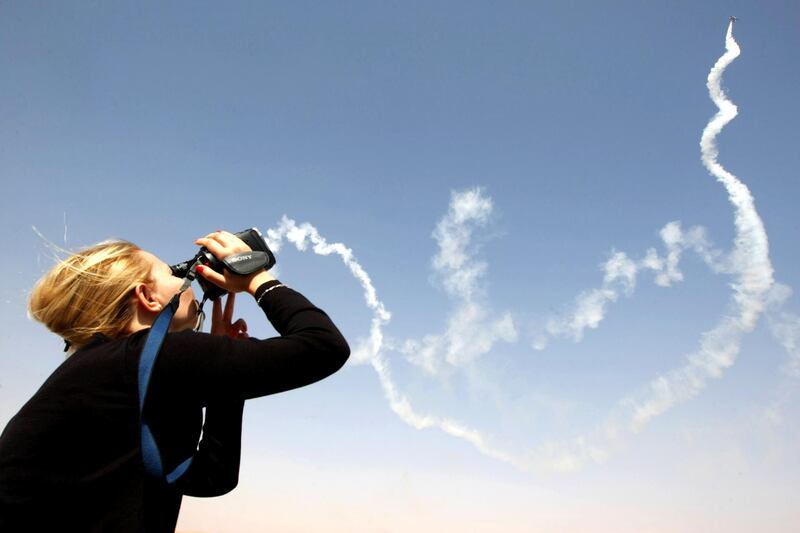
729,16,738,23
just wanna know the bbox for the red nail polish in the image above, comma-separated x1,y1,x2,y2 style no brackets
196,265,205,273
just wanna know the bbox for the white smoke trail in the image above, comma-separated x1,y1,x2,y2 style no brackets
536,21,775,469
264,22,777,473
265,214,517,465
624,22,773,427
536,221,724,349
770,310,800,379
759,284,800,425
263,201,733,472
765,284,799,363
529,22,774,470
393,188,517,376
265,217,391,367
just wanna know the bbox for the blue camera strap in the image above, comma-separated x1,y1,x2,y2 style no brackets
137,279,197,484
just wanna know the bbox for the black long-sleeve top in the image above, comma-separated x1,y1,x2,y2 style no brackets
0,280,350,532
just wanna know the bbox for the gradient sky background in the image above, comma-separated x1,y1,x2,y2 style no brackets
2,1,799,531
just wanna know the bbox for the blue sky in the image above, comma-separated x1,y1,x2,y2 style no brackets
2,2,799,531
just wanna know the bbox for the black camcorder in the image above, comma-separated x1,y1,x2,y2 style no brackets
169,227,276,302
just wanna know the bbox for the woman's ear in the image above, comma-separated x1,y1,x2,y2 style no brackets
133,282,162,313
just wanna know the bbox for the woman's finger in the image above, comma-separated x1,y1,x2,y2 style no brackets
231,318,248,339
210,230,251,252
208,231,229,247
212,296,223,325
224,292,235,324
194,237,228,261
196,264,227,289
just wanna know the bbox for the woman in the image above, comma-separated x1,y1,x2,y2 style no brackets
0,230,350,532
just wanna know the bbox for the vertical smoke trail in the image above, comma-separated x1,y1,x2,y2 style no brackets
699,22,773,325
519,24,775,470
613,21,774,431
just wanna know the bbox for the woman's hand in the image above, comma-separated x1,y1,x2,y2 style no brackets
210,292,249,339
194,230,275,294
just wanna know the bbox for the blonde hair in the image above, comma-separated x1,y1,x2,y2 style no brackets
28,240,153,351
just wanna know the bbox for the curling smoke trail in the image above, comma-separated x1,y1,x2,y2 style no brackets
535,221,725,350
264,22,775,473
392,189,517,376
264,217,520,467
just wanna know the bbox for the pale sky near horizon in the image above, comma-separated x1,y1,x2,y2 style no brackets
2,2,799,532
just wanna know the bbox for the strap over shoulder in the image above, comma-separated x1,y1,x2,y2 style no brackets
138,293,196,484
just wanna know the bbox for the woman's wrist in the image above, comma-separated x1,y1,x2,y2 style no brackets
247,271,277,296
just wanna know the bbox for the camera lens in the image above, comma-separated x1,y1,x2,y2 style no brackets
170,262,190,278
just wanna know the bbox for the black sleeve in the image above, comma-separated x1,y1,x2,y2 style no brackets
174,399,245,497
143,280,351,406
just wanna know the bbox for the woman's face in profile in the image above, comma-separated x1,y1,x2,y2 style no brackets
139,251,199,332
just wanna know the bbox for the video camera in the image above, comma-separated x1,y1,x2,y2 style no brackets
169,228,276,302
